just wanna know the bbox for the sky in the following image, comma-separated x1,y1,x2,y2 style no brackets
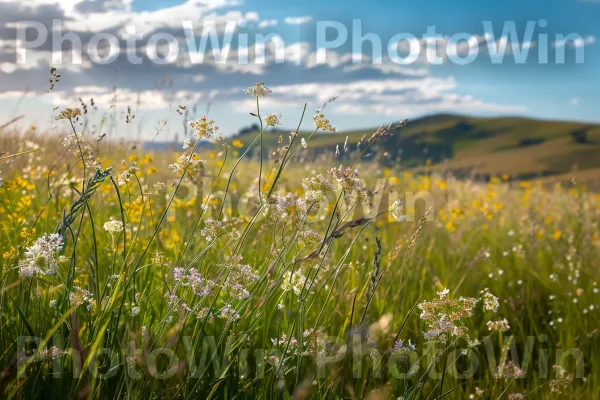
0,0,597,140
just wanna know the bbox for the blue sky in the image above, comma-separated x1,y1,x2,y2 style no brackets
0,0,597,140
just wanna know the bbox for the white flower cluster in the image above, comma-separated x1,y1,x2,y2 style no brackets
418,289,478,341
116,163,139,186
169,153,206,176
62,132,83,147
487,318,510,332
36,346,66,362
173,267,216,297
264,113,281,127
313,110,337,132
482,290,500,312
328,167,372,203
190,116,219,139
245,82,272,97
103,217,124,233
223,256,258,300
281,270,308,296
18,233,64,277
389,199,406,222
69,286,94,311
302,174,334,207
200,218,244,242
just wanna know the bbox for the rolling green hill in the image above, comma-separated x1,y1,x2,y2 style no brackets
227,114,600,184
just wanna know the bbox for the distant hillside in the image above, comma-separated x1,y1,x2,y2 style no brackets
225,114,600,183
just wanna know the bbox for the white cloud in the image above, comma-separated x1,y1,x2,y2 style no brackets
284,16,312,25
570,97,581,106
553,35,595,48
258,19,278,29
230,77,524,117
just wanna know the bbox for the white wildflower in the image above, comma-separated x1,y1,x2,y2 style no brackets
313,110,336,132
103,218,123,233
18,233,64,277
487,318,510,332
190,116,219,139
169,153,206,175
245,82,272,97
390,199,406,222
264,113,281,126
483,290,500,312
62,132,83,147
116,163,139,186
281,270,307,296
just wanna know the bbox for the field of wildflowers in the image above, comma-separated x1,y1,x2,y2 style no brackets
0,83,598,399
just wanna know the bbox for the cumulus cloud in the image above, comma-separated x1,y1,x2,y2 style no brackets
283,16,312,25
0,0,525,135
258,19,278,29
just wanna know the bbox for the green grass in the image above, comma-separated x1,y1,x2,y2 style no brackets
0,101,599,399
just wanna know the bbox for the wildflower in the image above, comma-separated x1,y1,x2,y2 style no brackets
418,290,478,341
483,290,500,312
62,132,83,147
18,233,64,277
301,138,308,148
152,252,167,266
508,394,525,400
131,306,141,316
497,361,525,380
302,174,334,207
200,218,244,242
173,267,216,296
36,346,66,362
49,300,57,309
328,167,371,203
190,116,219,139
103,218,124,233
487,318,510,332
392,339,417,353
116,163,139,186
183,139,192,149
271,333,298,351
313,110,336,132
262,193,307,225
223,256,258,299
297,228,322,244
143,182,166,196
56,108,81,120
169,154,206,175
550,365,574,393
69,286,94,310
281,270,308,296
264,113,281,126
469,387,485,399
390,199,406,222
219,304,240,320
245,82,272,97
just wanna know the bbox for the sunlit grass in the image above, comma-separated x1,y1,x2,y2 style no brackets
0,85,598,399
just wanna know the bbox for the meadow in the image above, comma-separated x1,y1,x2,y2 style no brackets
0,83,599,399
